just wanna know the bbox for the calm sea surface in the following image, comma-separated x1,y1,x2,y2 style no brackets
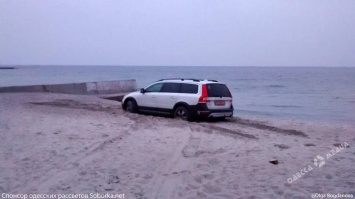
1,66,354,124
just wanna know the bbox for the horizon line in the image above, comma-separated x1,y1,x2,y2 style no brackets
1,64,355,68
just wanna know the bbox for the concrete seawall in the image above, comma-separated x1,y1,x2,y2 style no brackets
0,79,137,96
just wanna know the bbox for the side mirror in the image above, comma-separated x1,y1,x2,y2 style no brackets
140,88,145,93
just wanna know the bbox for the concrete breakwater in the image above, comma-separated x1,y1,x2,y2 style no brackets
0,79,137,96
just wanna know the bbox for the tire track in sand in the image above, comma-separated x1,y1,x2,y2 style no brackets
10,130,131,193
145,133,200,199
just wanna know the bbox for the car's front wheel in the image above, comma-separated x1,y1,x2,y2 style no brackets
125,100,138,113
174,106,191,121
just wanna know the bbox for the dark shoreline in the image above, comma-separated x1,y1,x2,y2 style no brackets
0,67,16,69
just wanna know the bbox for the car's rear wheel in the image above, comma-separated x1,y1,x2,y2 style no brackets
174,106,190,121
125,100,138,113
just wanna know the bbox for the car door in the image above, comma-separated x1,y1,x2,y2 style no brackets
155,83,180,111
135,83,163,110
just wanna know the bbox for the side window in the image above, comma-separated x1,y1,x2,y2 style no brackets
145,83,163,92
180,83,198,94
161,83,181,93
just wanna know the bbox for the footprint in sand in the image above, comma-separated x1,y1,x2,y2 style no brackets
182,137,201,158
274,144,290,150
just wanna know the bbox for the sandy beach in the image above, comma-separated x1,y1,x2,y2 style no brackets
0,93,354,199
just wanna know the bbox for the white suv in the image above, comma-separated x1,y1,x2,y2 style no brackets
122,78,233,121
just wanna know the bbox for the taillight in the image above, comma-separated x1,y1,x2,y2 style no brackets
198,84,210,103
227,88,232,103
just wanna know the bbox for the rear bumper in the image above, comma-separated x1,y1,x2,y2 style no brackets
190,103,234,118
207,111,233,118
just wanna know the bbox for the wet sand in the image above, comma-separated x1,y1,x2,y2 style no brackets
0,93,354,198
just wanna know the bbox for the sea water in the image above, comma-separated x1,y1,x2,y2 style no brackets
1,66,354,124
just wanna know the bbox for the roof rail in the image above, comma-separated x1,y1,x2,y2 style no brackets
157,78,200,82
156,78,219,82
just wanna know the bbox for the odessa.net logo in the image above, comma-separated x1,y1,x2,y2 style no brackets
287,142,349,184
313,155,325,168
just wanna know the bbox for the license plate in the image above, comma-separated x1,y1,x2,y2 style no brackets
214,100,225,106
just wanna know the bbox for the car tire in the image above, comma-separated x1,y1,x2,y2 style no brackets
125,100,138,113
174,106,191,121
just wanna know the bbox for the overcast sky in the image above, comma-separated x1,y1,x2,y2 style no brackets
1,0,355,67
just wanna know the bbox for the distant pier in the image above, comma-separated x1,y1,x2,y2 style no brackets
0,67,16,69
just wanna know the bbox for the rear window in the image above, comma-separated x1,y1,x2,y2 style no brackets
180,83,198,94
206,84,231,97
